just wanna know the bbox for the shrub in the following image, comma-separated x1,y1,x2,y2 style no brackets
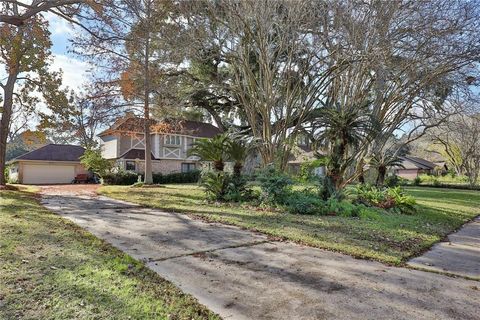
4,165,9,183
102,171,140,185
353,184,387,206
285,190,324,215
257,166,293,204
153,170,200,184
223,174,254,202
325,197,361,217
385,175,410,187
102,170,200,185
200,171,228,201
284,189,364,217
200,171,253,202
353,184,416,214
80,149,114,178
385,187,416,215
413,176,421,186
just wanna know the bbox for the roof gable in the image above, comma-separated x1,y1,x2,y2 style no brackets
401,156,436,170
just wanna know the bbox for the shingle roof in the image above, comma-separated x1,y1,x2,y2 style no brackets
119,149,156,160
13,144,85,162
173,119,222,138
401,156,436,170
98,115,222,138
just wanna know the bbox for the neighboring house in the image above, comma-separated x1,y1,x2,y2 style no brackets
8,144,87,184
287,135,326,176
243,133,326,176
394,156,446,180
98,114,222,174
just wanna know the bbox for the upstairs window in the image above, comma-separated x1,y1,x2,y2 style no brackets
164,135,181,146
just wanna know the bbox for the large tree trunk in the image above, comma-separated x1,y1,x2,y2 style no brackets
213,160,224,172
143,2,153,185
0,74,17,187
376,165,387,186
144,106,153,184
233,162,242,176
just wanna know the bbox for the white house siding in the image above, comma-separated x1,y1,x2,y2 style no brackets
119,135,132,155
101,135,119,159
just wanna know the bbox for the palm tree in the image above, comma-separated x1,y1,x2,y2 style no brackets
227,140,247,176
188,134,229,171
314,102,377,192
370,151,404,186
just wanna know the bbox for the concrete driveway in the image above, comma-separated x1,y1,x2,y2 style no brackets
39,186,479,320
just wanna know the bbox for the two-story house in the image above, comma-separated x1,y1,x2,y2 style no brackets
99,114,222,174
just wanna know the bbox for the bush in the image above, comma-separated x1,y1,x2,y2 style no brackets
257,166,293,204
324,197,361,217
223,174,254,202
285,190,325,215
413,176,421,186
385,187,416,215
153,170,200,184
284,189,364,217
200,171,253,202
200,171,227,201
102,171,140,185
353,184,416,214
384,175,409,187
80,149,114,178
102,170,200,185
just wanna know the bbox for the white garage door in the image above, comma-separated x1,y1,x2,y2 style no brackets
23,164,76,184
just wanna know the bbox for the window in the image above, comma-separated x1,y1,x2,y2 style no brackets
181,163,196,173
164,135,181,146
125,161,136,171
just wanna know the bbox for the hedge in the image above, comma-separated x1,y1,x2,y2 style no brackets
102,170,200,185
414,183,480,191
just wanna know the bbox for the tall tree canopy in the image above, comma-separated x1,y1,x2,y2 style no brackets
0,15,66,185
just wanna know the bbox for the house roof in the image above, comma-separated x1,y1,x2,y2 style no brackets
119,148,156,160
98,114,222,138
12,144,85,162
400,156,436,170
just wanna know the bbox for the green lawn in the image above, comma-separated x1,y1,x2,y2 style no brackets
0,189,219,320
99,184,480,265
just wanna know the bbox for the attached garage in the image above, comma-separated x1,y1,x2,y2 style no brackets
8,144,87,185
23,164,76,184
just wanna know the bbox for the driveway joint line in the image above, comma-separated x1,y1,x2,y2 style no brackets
148,240,273,263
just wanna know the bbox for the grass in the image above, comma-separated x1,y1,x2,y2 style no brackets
99,184,480,265
0,189,219,320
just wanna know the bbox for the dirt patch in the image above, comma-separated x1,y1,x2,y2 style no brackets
38,184,100,196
